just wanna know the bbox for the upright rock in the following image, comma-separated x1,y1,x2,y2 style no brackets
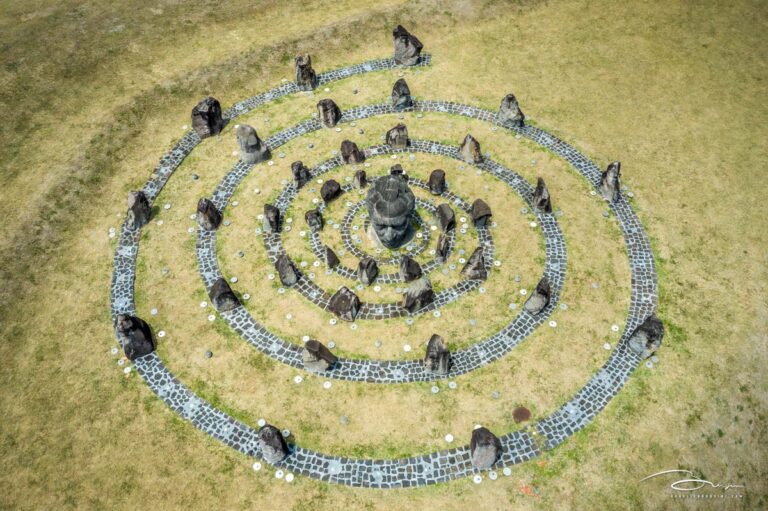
391,78,413,111
127,190,151,229
470,427,502,469
471,199,492,227
461,247,487,280
524,277,551,315
197,198,222,231
393,25,423,66
328,287,361,322
498,93,525,127
390,164,406,177
275,254,299,287
428,169,446,195
320,179,342,203
291,161,312,188
340,140,365,164
628,315,665,358
435,203,456,232
302,339,338,372
386,123,409,150
424,334,451,375
295,54,318,91
209,277,240,312
263,204,280,233
324,246,340,269
317,99,341,128
191,96,224,138
236,124,270,164
459,134,483,164
399,255,423,282
402,277,434,312
600,161,621,202
353,169,367,189
258,424,289,464
435,233,450,263
532,177,552,213
305,208,324,231
358,257,379,286
115,314,156,361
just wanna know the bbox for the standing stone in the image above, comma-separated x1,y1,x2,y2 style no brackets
424,334,451,375
328,286,361,322
209,277,240,312
127,190,151,229
191,97,224,138
386,123,409,150
115,314,156,361
358,257,379,286
402,277,434,312
471,199,492,227
435,203,456,232
532,177,552,213
435,233,450,263
628,315,665,358
391,78,413,111
461,247,487,280
470,427,502,469
295,54,318,91
353,169,367,189
428,169,446,195
390,164,406,178
340,140,365,164
291,161,312,188
236,124,270,164
305,208,324,231
459,134,483,164
324,246,340,269
524,277,551,315
399,255,423,282
498,93,525,127
393,25,423,66
317,99,341,128
263,204,280,233
302,339,338,372
197,198,222,231
600,161,621,202
320,179,342,203
275,254,299,287
258,424,289,464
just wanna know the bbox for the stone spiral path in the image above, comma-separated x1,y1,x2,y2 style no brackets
110,54,658,487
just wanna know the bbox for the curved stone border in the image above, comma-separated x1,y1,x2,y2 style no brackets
110,56,657,487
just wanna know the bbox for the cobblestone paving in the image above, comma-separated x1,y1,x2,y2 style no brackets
110,55,658,487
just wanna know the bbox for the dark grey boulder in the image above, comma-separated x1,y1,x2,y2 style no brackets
115,314,156,361
471,198,492,227
295,54,318,91
353,169,367,189
328,286,361,322
428,169,446,195
291,161,312,188
305,208,323,231
302,339,338,372
324,246,340,269
402,277,434,312
391,78,413,111
435,203,456,232
470,427,502,469
209,277,240,312
628,315,664,358
258,424,289,464
366,174,415,249
393,25,423,66
320,179,342,203
459,134,483,164
127,190,151,229
386,123,409,150
317,99,341,128
461,247,487,280
524,277,551,315
263,204,280,233
197,198,222,231
600,161,621,202
358,257,379,286
191,96,224,138
435,233,450,263
275,254,299,287
340,140,365,164
424,334,451,375
236,124,270,164
399,255,423,282
498,93,525,127
532,177,552,213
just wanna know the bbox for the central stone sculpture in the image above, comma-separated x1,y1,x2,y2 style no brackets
365,174,416,249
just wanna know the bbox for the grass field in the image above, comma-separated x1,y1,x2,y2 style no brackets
1,0,766,509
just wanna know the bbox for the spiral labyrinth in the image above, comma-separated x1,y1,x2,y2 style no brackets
110,49,659,488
